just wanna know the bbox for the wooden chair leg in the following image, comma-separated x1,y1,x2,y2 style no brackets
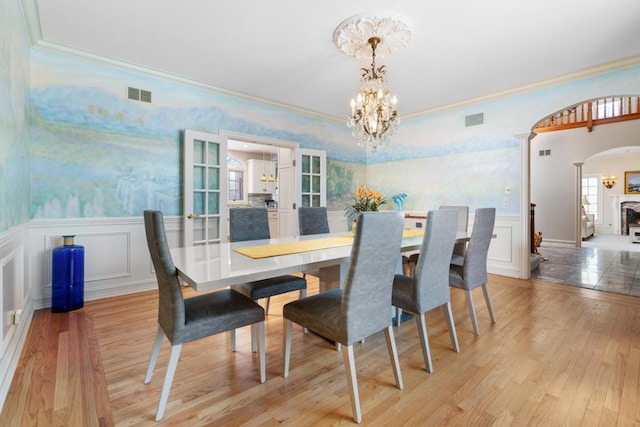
343,345,362,424
156,344,182,421
443,302,460,353
482,283,497,323
416,313,433,373
144,325,164,384
465,289,480,335
384,326,404,388
283,319,292,377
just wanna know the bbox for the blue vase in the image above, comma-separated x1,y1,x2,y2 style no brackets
51,235,84,312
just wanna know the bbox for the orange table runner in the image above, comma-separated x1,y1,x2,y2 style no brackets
234,229,424,259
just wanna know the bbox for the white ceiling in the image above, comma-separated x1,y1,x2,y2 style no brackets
26,0,640,119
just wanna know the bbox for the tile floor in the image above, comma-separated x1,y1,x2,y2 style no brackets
531,245,640,297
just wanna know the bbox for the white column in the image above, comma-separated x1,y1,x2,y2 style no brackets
574,162,583,247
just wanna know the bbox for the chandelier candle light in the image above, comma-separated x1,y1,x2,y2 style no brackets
334,14,411,152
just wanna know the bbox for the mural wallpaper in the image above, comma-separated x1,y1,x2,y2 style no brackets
29,46,640,220
0,0,31,233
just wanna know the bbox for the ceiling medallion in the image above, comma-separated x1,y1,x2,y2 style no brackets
334,14,411,152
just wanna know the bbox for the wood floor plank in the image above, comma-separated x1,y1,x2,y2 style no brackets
4,275,640,425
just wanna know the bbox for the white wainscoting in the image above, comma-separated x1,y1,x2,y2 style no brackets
29,216,183,308
0,224,32,411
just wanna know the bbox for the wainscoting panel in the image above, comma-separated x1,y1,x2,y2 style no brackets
30,217,183,308
0,224,32,413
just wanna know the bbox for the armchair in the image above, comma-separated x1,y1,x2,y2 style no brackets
581,211,595,240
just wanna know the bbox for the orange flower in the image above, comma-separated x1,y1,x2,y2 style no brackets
344,185,387,222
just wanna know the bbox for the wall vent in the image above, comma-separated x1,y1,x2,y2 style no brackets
127,86,152,103
465,112,484,127
538,149,551,156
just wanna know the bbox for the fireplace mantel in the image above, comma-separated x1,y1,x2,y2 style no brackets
612,195,640,234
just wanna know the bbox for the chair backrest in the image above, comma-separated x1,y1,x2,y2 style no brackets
462,208,496,287
144,210,185,344
229,208,270,242
439,205,469,232
298,207,330,236
413,209,459,311
341,211,404,345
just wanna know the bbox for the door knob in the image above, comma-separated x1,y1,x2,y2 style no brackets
187,213,199,219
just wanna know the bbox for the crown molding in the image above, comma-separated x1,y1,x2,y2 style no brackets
31,40,343,124
404,55,640,120
18,0,42,45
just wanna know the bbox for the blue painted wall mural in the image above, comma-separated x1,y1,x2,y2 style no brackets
0,0,31,232
28,44,640,220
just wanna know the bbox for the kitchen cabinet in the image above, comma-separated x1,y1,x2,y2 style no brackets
268,210,279,238
248,159,276,194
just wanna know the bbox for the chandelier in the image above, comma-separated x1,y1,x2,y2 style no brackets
334,14,411,152
348,37,399,151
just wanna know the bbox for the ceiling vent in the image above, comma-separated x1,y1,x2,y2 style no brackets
465,112,484,127
127,86,152,103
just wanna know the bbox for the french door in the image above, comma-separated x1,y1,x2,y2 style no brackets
183,130,228,246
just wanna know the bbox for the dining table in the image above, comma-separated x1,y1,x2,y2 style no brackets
170,230,470,293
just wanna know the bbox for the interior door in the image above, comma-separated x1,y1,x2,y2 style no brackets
183,130,228,246
298,149,327,208
278,147,296,238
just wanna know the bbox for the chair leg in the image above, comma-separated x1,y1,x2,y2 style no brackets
384,326,403,389
155,344,182,421
343,345,362,424
251,324,257,353
283,319,292,378
144,325,164,384
265,297,271,315
443,302,460,353
300,289,308,334
481,283,497,323
465,289,480,335
395,307,403,328
230,329,236,352
256,321,266,383
415,313,433,373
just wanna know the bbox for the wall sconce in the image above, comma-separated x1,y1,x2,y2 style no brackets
602,175,617,189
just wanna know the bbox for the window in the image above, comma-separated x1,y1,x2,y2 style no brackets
228,157,244,201
581,174,599,221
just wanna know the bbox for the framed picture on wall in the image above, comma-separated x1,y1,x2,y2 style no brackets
625,171,640,194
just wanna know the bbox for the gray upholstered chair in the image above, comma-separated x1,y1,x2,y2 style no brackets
449,207,496,335
298,206,330,236
230,208,307,351
282,212,405,424
408,205,469,272
230,208,307,315
298,206,330,280
439,205,469,266
143,210,266,421
392,209,460,373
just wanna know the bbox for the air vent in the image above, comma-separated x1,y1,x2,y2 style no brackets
127,86,152,103
465,112,484,127
538,149,551,156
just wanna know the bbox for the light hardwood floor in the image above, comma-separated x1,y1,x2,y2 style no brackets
3,274,640,426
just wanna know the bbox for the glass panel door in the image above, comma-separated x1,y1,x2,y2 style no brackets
184,130,227,246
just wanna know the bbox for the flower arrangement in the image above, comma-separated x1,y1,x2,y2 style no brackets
344,185,387,222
